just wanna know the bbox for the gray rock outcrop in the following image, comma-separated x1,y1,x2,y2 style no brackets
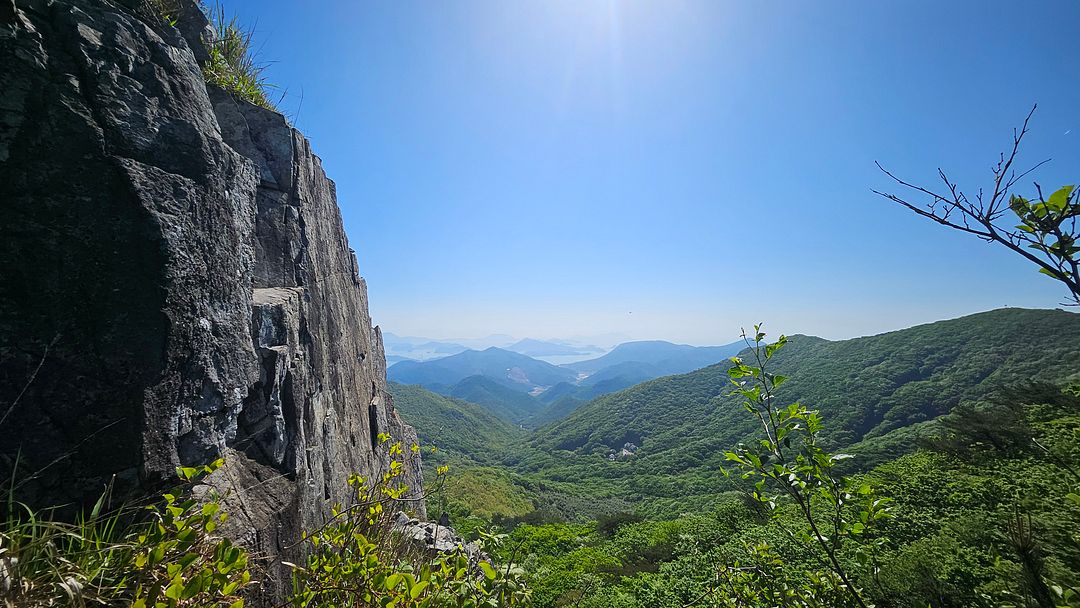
392,511,486,563
0,0,422,602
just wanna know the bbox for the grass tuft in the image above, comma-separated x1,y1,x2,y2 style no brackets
203,4,277,111
151,0,278,111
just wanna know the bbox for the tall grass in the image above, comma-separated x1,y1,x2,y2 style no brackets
150,0,277,111
0,491,135,605
203,4,277,111
0,461,250,607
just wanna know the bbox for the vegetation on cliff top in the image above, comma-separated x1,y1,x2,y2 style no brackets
153,1,277,110
0,438,532,607
201,4,276,110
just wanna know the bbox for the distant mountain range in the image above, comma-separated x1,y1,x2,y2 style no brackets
388,347,576,426
532,308,1080,471
563,340,745,375
531,340,746,410
382,332,472,362
389,308,1080,517
388,347,577,393
387,339,743,426
505,338,602,357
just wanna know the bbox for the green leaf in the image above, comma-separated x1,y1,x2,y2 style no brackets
728,364,753,379
182,576,205,600
1047,185,1074,212
411,580,430,599
165,580,183,600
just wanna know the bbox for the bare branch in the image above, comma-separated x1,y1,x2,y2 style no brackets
873,106,1079,305
870,185,995,240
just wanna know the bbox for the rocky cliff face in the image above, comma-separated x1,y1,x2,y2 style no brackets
0,0,422,601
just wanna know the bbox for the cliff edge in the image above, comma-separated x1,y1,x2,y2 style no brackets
0,0,423,601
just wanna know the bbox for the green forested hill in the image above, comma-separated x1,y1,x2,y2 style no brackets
389,382,525,465
444,375,547,425
393,309,1080,518
498,385,1080,608
389,383,556,524
521,308,1080,514
392,309,1080,607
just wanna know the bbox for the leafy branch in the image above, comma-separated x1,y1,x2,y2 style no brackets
873,105,1079,305
718,326,890,608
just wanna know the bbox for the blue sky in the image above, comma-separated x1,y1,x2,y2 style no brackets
220,0,1079,344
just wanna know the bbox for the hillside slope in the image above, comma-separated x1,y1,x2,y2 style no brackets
523,309,1080,512
443,375,547,425
389,383,524,465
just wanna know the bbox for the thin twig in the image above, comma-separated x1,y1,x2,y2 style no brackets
0,335,60,429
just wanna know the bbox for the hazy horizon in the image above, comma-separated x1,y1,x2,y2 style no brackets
220,0,1079,344
381,304,1075,348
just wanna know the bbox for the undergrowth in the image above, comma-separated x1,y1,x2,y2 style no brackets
0,434,531,607
288,433,531,607
0,459,248,607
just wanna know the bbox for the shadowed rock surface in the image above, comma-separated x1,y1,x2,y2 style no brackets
0,0,422,602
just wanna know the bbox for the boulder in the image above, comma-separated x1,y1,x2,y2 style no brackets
392,511,486,563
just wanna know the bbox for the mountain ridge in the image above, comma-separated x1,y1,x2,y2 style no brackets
562,339,745,375
515,308,1080,513
388,346,578,393
537,308,1080,452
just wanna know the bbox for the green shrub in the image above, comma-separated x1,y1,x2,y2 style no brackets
1,432,534,607
287,435,532,607
0,459,250,607
150,0,186,26
436,466,534,521
595,512,643,538
720,327,890,608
